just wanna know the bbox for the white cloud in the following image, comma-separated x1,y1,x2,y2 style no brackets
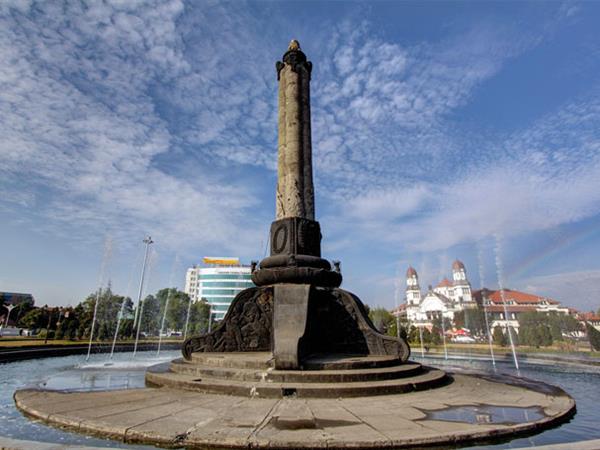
327,87,600,255
0,0,595,278
0,1,263,256
523,269,600,311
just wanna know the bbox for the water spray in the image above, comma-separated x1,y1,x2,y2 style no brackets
157,254,180,357
86,236,113,362
477,241,496,368
494,234,519,371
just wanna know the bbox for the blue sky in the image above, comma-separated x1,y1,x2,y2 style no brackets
1,1,600,313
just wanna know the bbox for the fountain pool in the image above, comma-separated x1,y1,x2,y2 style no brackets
1,350,178,449
1,351,599,449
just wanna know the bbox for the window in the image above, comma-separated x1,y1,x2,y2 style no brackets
200,274,252,280
201,289,239,295
200,281,253,288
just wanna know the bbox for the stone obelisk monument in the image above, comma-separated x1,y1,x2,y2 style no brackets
182,40,409,369
276,39,314,221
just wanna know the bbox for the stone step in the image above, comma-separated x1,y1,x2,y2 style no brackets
190,352,274,369
301,353,404,370
170,358,424,383
188,352,404,370
146,366,449,398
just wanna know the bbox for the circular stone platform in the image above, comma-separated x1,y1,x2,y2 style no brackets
145,352,449,398
14,355,575,449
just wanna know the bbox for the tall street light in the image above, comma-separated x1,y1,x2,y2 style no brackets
133,236,154,357
3,304,17,328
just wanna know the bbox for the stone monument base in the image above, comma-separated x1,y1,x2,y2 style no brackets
181,285,410,369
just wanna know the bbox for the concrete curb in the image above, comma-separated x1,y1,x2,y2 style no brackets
0,342,181,363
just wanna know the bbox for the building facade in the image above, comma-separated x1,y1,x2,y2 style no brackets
398,261,578,336
403,260,475,327
473,288,571,332
184,257,254,321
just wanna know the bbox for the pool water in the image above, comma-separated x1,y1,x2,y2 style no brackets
0,350,178,449
426,405,546,425
0,350,599,449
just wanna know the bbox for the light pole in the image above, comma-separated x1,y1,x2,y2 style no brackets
3,304,17,328
133,236,153,357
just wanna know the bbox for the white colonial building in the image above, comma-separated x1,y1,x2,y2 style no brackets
404,260,476,326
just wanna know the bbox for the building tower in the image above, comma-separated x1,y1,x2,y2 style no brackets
406,266,421,306
452,259,473,304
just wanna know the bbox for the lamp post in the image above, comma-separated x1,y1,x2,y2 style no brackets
3,304,17,328
133,236,154,357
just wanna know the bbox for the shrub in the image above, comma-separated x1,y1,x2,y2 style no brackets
493,326,507,347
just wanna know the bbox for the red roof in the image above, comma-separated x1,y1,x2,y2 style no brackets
486,305,538,313
436,278,452,288
406,266,417,278
392,304,407,315
578,311,600,322
487,289,559,306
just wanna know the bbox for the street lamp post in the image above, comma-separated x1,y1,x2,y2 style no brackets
3,304,17,328
133,236,154,358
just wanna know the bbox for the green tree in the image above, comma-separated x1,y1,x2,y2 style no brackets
47,307,78,340
387,316,408,340
187,300,210,335
430,325,442,345
493,326,507,346
18,307,48,330
586,323,600,351
369,307,394,334
408,326,420,344
73,288,129,341
548,313,580,338
155,288,191,332
139,294,160,336
518,312,553,347
421,328,432,344
453,310,465,329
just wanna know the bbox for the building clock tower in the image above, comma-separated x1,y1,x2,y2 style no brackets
406,266,422,306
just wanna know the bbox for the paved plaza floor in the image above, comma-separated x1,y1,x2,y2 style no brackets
14,373,575,449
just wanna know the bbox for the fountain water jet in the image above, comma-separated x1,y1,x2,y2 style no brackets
477,241,496,367
86,237,113,362
157,254,179,357
494,234,519,371
109,245,144,361
183,292,193,340
440,313,448,360
394,267,402,340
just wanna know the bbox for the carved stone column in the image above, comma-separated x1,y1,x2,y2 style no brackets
276,45,314,220
253,41,340,290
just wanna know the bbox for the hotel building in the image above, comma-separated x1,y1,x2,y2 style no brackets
184,257,254,321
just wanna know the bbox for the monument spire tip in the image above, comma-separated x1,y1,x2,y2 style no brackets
288,39,300,51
